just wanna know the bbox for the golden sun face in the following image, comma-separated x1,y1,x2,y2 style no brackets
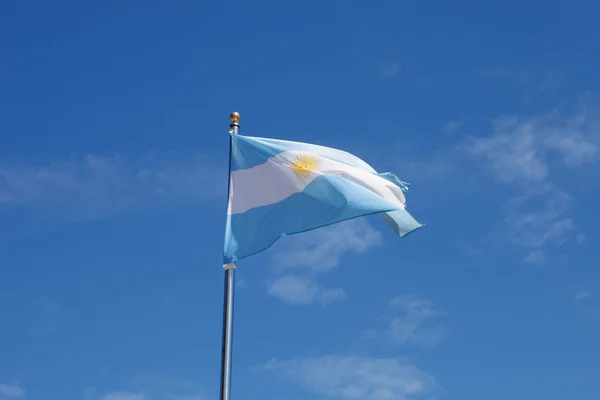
289,154,321,179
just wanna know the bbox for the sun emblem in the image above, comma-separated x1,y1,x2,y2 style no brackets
289,153,321,179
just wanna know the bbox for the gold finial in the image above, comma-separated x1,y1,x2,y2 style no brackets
229,112,240,124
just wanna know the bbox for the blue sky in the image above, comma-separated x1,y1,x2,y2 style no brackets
1,1,600,399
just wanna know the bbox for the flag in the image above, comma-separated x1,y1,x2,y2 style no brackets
223,133,422,264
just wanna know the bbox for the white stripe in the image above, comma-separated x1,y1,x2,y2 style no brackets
247,136,378,173
228,152,318,215
227,151,406,215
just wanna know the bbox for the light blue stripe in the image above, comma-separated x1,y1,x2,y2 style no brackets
230,134,283,171
379,209,423,237
223,174,404,263
377,172,411,192
230,133,378,173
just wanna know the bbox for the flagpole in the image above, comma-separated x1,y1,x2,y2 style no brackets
219,112,240,400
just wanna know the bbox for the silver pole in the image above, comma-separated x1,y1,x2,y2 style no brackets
220,112,240,400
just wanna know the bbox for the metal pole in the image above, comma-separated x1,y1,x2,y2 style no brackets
219,263,235,400
220,112,240,400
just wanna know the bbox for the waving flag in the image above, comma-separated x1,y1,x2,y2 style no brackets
223,133,422,263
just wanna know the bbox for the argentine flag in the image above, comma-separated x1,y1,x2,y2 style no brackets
223,133,422,264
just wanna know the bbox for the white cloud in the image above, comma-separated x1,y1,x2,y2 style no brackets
129,374,203,400
383,296,446,347
235,275,247,289
499,186,575,249
477,66,531,86
267,274,347,306
523,250,545,264
463,105,599,261
476,66,569,91
544,129,598,166
575,290,592,301
273,218,382,274
465,110,598,183
466,116,550,182
384,144,456,186
90,374,203,400
442,120,462,134
267,275,319,305
263,355,436,400
382,62,402,78
320,288,349,305
0,152,224,223
0,384,25,399
267,219,381,305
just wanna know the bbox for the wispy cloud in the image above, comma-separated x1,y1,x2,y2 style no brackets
522,250,545,264
27,296,64,335
465,111,597,183
476,66,569,92
273,218,382,273
102,393,146,400
500,185,575,248
235,274,247,289
0,384,25,399
263,355,436,400
267,275,347,305
442,120,462,135
382,62,402,78
0,152,224,227
267,219,381,305
88,374,203,400
267,274,320,305
381,144,456,187
477,66,530,86
319,288,349,305
575,290,592,301
371,296,446,347
463,104,599,261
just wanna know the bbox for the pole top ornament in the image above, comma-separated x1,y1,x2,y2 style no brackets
229,112,240,124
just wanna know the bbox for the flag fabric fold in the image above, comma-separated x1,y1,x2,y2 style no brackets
223,133,422,263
